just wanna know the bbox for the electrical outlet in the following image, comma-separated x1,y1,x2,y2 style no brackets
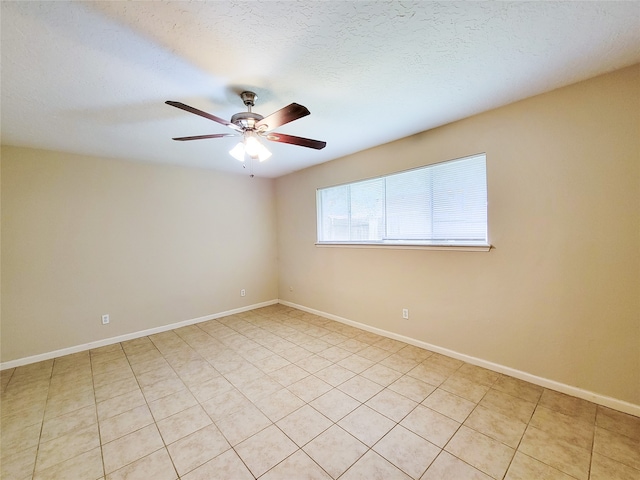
402,308,409,320
240,289,246,297
289,286,293,292
101,314,110,325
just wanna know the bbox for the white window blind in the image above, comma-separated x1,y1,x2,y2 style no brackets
317,153,488,246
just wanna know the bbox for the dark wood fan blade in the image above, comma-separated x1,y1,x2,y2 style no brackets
166,101,243,132
265,132,326,150
172,133,238,141
255,103,310,131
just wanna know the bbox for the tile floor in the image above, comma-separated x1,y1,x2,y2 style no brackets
1,304,639,480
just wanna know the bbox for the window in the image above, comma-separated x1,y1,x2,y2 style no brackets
316,153,488,248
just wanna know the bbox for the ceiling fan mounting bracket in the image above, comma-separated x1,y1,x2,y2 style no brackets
240,91,257,108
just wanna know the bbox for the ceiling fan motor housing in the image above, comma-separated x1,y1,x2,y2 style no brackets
231,111,264,130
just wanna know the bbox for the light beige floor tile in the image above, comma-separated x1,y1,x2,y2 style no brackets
596,406,640,441
590,452,640,480
214,402,272,445
43,390,95,420
421,450,492,480
97,389,146,421
310,388,362,422
296,354,333,373
373,425,440,479
240,345,274,363
106,448,177,480
519,425,591,480
188,375,233,403
538,389,597,424
372,337,406,353
129,356,168,376
276,404,332,447
48,371,93,395
318,345,352,363
234,424,298,477
148,389,199,421
140,376,187,403
504,451,578,480
156,404,212,445
379,353,420,374
398,345,433,363
400,404,460,448
92,358,131,377
0,445,38,480
94,375,140,403
288,375,333,403
33,447,103,480
426,354,464,370
464,405,527,448
255,354,291,373
167,424,230,476
358,345,392,363
236,375,283,403
322,331,350,346
422,388,475,423
253,388,306,422
269,363,310,387
362,364,403,387
479,389,537,423
200,387,252,422
303,424,368,478
454,364,500,386
338,338,369,353
99,404,155,444
35,423,100,472
337,354,375,374
530,405,595,450
338,405,395,447
388,375,437,403
491,375,543,403
355,331,385,345
314,364,356,386
92,368,135,390
593,426,640,470
406,362,453,387
341,450,412,480
445,425,514,479
1,421,42,458
261,449,332,480
223,363,265,388
338,375,385,403
440,375,490,403
366,388,418,422
102,424,164,474
279,345,314,363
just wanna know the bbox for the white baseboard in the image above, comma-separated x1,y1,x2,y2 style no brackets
3,298,638,418
279,300,640,418
0,300,278,371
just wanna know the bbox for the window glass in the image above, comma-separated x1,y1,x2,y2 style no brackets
317,153,487,246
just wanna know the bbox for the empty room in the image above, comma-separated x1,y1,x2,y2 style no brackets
1,2,639,480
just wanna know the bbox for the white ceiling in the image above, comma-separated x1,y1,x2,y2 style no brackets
2,1,639,178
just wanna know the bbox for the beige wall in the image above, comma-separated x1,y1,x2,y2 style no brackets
275,65,640,405
1,147,278,361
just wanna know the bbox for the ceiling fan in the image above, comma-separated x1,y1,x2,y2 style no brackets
166,91,326,164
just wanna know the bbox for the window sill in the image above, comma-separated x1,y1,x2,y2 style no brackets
315,243,492,252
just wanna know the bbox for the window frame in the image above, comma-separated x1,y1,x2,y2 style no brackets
315,153,490,251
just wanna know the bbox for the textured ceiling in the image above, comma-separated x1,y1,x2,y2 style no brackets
2,1,639,178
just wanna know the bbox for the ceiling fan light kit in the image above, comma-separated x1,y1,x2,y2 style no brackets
166,91,326,171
